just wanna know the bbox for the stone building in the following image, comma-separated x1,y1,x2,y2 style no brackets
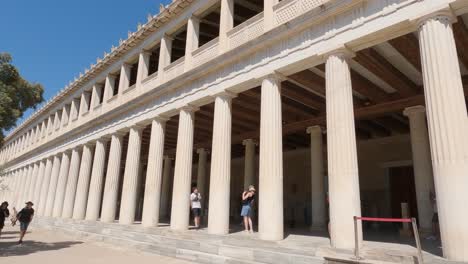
1,0,467,261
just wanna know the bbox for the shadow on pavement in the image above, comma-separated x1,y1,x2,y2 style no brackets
0,240,83,257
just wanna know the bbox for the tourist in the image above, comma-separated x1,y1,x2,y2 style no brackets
426,191,439,240
0,201,10,238
190,187,202,229
241,185,255,233
17,201,34,244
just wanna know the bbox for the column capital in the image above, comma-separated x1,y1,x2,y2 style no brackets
322,46,356,61
178,104,199,113
188,14,201,23
416,9,457,30
242,138,258,146
162,33,174,41
111,130,128,138
306,125,322,135
403,105,426,117
140,49,152,56
210,90,237,100
196,148,210,154
261,71,285,83
153,115,170,123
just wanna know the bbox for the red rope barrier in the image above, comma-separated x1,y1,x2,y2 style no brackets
355,216,412,223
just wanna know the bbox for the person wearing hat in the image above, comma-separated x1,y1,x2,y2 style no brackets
240,185,256,233
0,201,10,237
16,201,34,244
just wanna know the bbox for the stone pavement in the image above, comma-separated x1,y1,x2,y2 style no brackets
0,225,193,264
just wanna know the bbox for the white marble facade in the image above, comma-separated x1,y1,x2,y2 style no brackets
1,0,468,261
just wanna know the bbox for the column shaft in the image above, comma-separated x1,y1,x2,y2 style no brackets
242,139,256,190
73,144,95,220
53,152,71,217
219,0,234,51
418,15,468,261
85,139,109,221
170,108,195,230
208,93,233,235
307,126,326,229
160,156,173,220
33,161,46,207
45,155,62,216
119,126,143,225
27,163,39,204
258,75,284,241
38,158,53,215
196,149,208,205
101,133,124,223
142,119,166,227
62,148,82,218
326,53,362,249
136,51,150,88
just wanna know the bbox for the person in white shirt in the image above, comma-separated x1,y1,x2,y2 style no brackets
190,187,202,229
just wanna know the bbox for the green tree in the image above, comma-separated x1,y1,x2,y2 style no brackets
0,52,44,145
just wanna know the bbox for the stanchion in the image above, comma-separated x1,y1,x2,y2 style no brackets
353,216,424,264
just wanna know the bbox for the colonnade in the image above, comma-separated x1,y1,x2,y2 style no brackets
1,13,467,261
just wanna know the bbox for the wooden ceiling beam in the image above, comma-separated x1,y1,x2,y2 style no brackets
350,70,392,103
287,71,326,96
388,34,422,72
354,48,419,97
282,82,325,111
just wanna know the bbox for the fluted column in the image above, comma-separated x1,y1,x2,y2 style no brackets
160,156,173,220
242,139,256,190
258,75,284,241
184,15,200,70
219,0,234,51
53,151,71,217
142,118,167,227
101,132,124,223
85,138,109,221
44,155,62,216
136,51,151,88
208,92,234,235
33,160,46,207
307,126,326,230
326,52,362,249
27,163,39,207
196,148,208,203
62,147,82,218
403,106,434,231
119,126,144,225
21,165,33,205
171,107,196,231
72,144,95,220
15,168,27,208
418,14,468,261
38,157,53,215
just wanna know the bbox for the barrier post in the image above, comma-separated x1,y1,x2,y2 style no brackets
411,218,424,264
353,216,361,260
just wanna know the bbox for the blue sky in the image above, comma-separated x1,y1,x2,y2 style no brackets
1,0,169,131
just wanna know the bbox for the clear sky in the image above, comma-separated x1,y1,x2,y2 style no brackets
1,0,169,132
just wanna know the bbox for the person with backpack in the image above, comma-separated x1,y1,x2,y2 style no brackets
17,201,34,244
241,185,256,233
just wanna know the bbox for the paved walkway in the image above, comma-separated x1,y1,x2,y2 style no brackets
0,225,193,264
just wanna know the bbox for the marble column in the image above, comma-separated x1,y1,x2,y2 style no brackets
184,15,200,70
208,92,234,235
136,51,151,88
85,138,109,221
21,165,33,205
196,148,208,203
170,107,196,231
307,126,326,230
160,156,173,220
242,139,256,190
73,143,95,220
418,14,468,261
101,132,124,223
326,52,362,249
119,126,144,225
158,35,173,82
264,0,279,31
142,118,167,227
403,106,434,231
15,168,27,208
33,160,46,207
44,155,62,217
258,75,284,241
62,147,82,218
53,151,71,217
118,63,131,95
219,0,234,51
38,157,53,215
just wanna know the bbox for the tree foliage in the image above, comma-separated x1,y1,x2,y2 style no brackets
0,52,44,145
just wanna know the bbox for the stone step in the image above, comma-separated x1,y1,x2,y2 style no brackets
35,218,324,264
